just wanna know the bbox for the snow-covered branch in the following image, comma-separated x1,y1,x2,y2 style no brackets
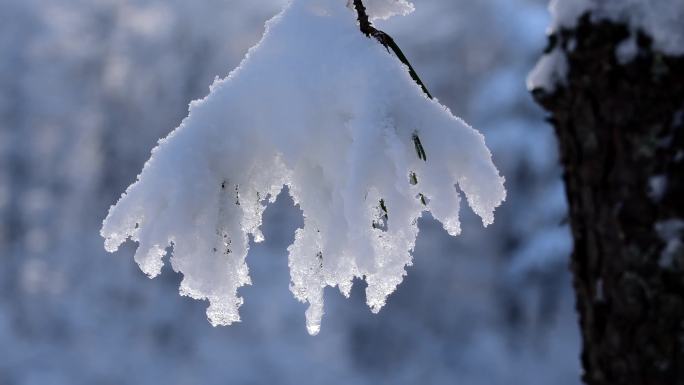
101,0,505,335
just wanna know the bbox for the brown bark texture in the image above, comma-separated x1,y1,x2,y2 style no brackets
531,14,684,385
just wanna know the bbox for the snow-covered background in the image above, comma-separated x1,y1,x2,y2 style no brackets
0,0,580,384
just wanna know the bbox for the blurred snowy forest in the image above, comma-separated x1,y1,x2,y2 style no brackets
0,0,580,384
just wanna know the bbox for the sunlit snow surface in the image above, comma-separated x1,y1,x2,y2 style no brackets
101,0,505,335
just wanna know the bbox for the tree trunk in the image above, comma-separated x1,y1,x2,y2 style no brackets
531,14,684,385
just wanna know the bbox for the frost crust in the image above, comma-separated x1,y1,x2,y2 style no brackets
101,0,505,335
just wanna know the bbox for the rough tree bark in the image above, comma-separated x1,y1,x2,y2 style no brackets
531,14,684,385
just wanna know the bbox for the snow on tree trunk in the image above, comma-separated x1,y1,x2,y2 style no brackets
101,0,505,335
530,1,684,383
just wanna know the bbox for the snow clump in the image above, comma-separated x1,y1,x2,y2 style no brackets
101,0,505,335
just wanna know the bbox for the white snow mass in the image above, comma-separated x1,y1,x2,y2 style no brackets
527,46,568,93
101,0,505,335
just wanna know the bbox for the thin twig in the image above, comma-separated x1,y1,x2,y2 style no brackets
353,0,373,36
352,0,433,99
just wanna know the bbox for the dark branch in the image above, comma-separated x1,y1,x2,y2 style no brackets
352,0,433,99
353,0,373,37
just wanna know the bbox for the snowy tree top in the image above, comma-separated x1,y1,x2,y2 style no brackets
349,0,414,20
549,0,684,55
528,0,684,93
